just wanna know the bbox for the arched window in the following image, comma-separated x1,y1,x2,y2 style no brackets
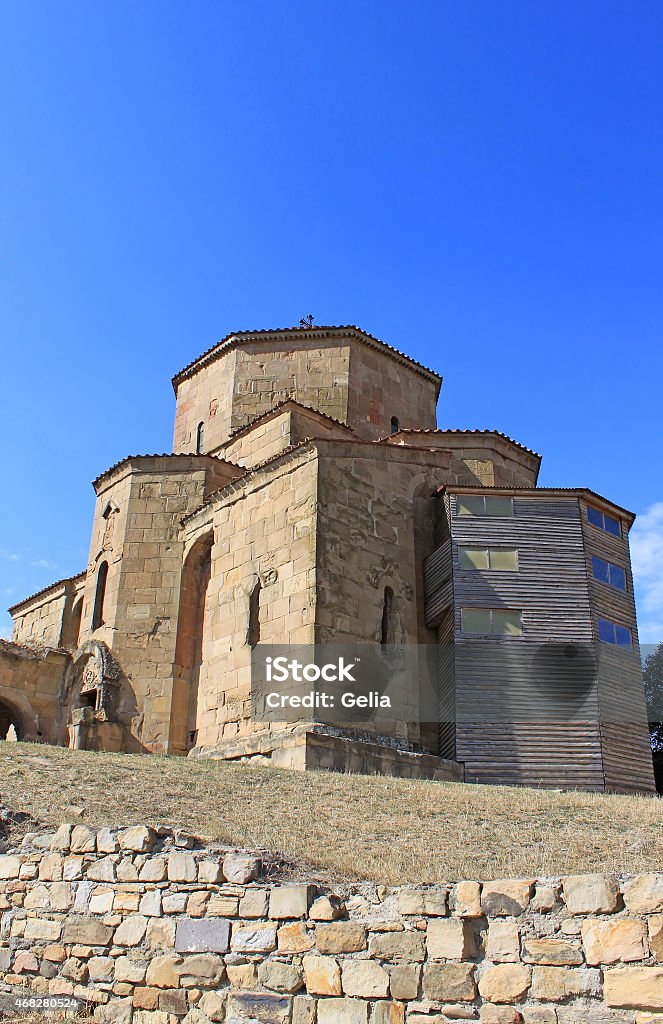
247,579,262,647
196,421,205,454
390,416,400,434
92,561,108,630
381,586,395,646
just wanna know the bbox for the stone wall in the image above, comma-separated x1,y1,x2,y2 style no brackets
0,641,68,743
2,824,663,1023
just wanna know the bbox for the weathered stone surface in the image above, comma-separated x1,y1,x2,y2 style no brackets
522,1010,556,1024
115,956,148,983
145,955,183,988
64,917,114,946
389,963,421,999
93,996,133,1024
89,888,115,915
139,857,167,882
316,996,369,1024
24,917,62,941
227,962,258,989
223,853,261,884
451,881,482,918
302,954,342,995
522,938,583,966
159,988,188,1014
486,921,520,963
50,824,73,852
114,914,149,947
140,889,163,917
479,1007,524,1024
316,921,367,954
427,918,475,959
87,856,117,882
175,917,230,954
423,963,477,1001
0,855,21,879
278,921,316,953
562,874,620,915
369,931,426,962
479,964,531,1003
650,916,663,962
530,885,557,913
117,826,157,852
147,917,176,949
197,859,223,884
342,959,390,998
167,852,197,883
178,952,225,987
239,888,269,918
269,884,316,919
70,825,97,853
582,918,649,965
292,994,317,1024
226,991,291,1023
231,921,278,953
624,875,663,915
258,959,304,993
38,853,64,881
309,894,345,920
88,956,114,983
531,966,601,1001
95,828,119,854
371,1002,405,1024
481,880,533,917
198,989,227,1021
605,967,663,1009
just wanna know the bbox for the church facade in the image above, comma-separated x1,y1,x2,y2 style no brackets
2,325,655,792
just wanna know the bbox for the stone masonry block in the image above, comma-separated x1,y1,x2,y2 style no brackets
175,917,231,953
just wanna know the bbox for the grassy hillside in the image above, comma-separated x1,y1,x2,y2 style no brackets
1,741,661,885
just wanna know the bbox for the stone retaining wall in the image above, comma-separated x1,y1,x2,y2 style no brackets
1,824,663,1022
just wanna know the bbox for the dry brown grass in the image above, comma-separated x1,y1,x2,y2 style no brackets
1,741,661,886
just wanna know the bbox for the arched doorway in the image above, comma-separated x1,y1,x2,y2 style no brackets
0,699,24,741
171,533,213,755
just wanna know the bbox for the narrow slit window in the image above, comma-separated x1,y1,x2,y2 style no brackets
381,586,395,645
196,421,205,454
92,561,108,630
390,416,400,434
247,580,262,647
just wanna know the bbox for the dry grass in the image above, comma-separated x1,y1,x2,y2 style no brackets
1,741,662,886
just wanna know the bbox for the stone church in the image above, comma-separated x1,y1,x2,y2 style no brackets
1,325,655,792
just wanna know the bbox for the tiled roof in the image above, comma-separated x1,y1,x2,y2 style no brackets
224,400,355,443
436,484,635,523
8,572,86,615
171,325,442,391
387,428,541,458
92,453,239,490
182,439,317,525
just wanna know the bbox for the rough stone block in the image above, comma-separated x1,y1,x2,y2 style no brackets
88,956,114,983
178,952,225,987
198,989,227,1021
316,996,369,1024
423,963,477,1001
145,954,183,988
63,916,114,946
531,966,601,1001
562,874,620,915
389,964,421,999
117,826,157,853
624,875,663,915
175,917,230,954
93,996,133,1024
369,931,426,962
96,828,119,854
371,1002,405,1024
303,954,342,995
258,959,304,993
139,857,167,882
481,879,533,917
71,825,97,853
316,921,367,954
605,967,663,1009
292,995,317,1024
50,824,73,852
226,991,292,1023
309,894,345,920
0,855,23,880
427,918,475,959
486,921,520,963
479,964,531,1003
115,915,148,946
115,956,148,984
269,884,316,919
88,857,117,882
231,921,277,953
223,853,261,884
167,852,198,883
582,918,649,965
522,938,583,966
342,959,390,998
140,889,163,917
451,881,482,918
278,921,316,952
239,888,269,918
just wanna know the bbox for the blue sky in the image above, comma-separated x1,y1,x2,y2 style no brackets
0,1,661,641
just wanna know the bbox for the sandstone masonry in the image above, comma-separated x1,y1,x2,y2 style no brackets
1,824,663,1021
